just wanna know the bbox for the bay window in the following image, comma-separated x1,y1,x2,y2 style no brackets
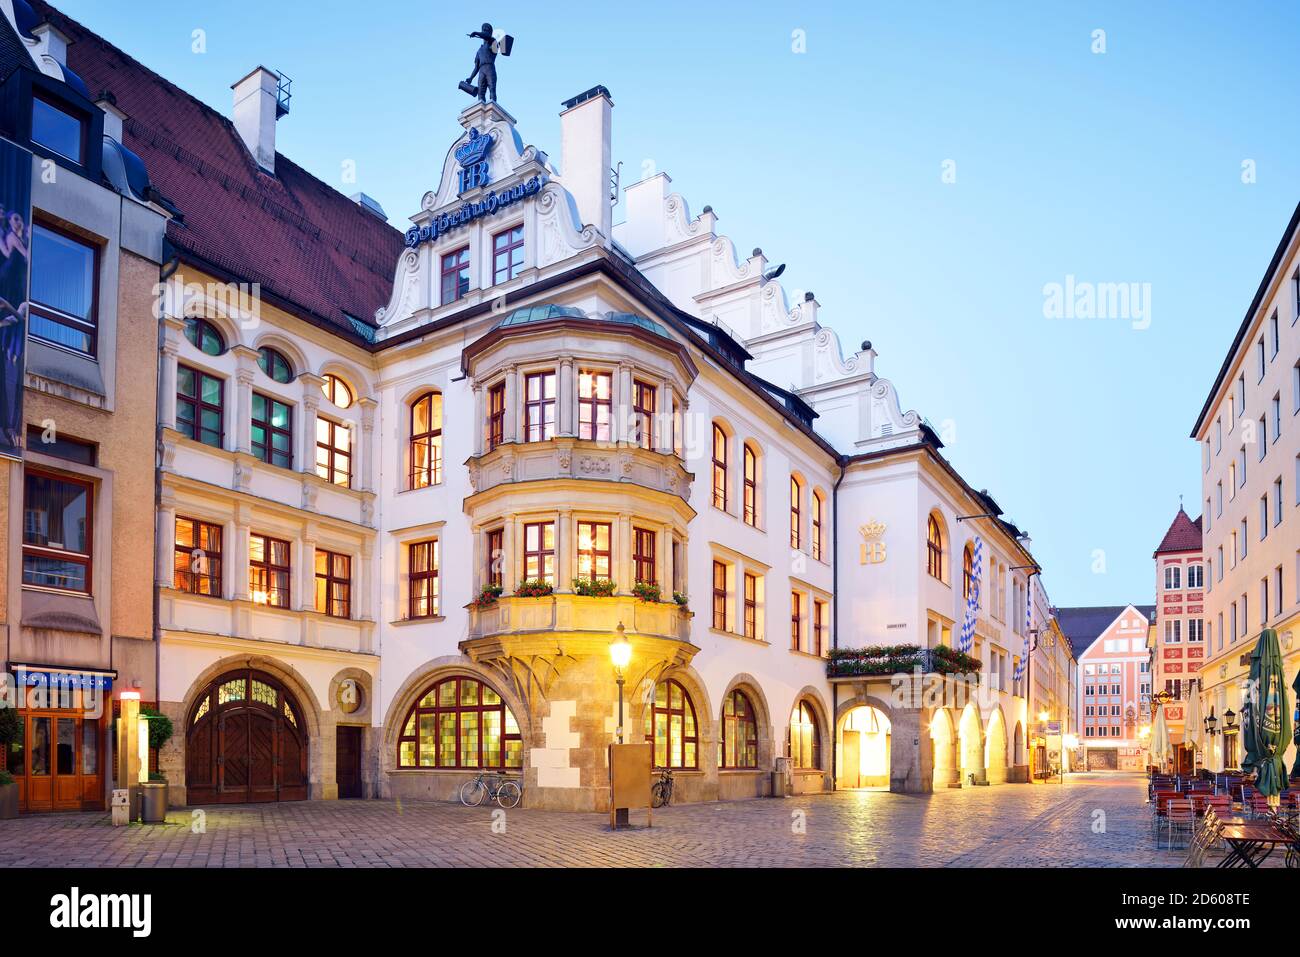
523,371,556,442
22,470,92,593
523,521,555,584
29,222,97,356
578,369,612,441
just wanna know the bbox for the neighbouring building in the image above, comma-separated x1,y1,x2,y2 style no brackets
1059,604,1155,772
1150,505,1204,773
0,0,168,811
1190,199,1300,774
1027,579,1077,778
22,0,1057,812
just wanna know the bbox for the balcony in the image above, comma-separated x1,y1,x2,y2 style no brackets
466,437,693,501
462,593,696,663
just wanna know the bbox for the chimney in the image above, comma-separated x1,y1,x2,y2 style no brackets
559,86,613,239
31,22,70,66
231,66,283,174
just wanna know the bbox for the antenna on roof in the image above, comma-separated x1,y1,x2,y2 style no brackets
275,72,292,118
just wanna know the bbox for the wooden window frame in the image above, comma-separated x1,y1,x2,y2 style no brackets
487,382,506,450
396,676,522,770
21,468,94,594
251,392,293,469
321,374,354,409
632,379,656,450
645,678,698,770
174,516,223,596
789,700,821,770
813,599,827,657
812,492,824,561
523,521,556,584
176,364,224,448
492,224,525,285
257,346,292,383
712,424,728,511
183,316,225,356
577,369,613,442
712,560,727,631
790,590,803,651
789,476,802,549
409,391,443,489
315,549,352,619
962,545,975,600
633,527,656,585
486,528,504,589
523,371,557,443
719,689,758,770
576,521,613,580
743,571,757,639
408,540,440,619
249,533,291,609
927,515,943,580
315,417,352,488
440,245,470,306
743,444,757,526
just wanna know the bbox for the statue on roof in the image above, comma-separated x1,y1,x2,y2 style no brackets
459,23,514,104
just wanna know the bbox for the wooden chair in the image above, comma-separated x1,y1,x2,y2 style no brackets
1163,799,1196,850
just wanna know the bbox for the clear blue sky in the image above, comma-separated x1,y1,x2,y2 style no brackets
54,0,1300,608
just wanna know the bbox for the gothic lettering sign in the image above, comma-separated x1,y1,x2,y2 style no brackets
404,175,543,249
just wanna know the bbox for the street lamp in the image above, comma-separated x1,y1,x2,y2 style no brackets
610,623,631,745
1223,708,1236,732
1205,708,1218,736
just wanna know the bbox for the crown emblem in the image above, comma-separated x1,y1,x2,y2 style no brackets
455,128,493,167
859,520,887,540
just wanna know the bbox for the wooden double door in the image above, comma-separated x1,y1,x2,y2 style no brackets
186,670,307,804
7,710,103,812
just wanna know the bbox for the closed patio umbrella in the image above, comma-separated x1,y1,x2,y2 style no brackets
1150,707,1171,773
1184,688,1202,772
1247,628,1291,808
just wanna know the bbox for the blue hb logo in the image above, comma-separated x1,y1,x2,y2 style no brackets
455,128,493,194
458,160,490,193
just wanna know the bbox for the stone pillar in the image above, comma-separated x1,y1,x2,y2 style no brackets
558,358,575,437
156,499,177,587
655,381,673,454
503,365,519,443
232,505,253,601
233,365,255,455
890,707,935,793
357,397,377,492
297,532,317,614
556,508,572,592
299,377,323,479
159,340,180,431
473,384,485,456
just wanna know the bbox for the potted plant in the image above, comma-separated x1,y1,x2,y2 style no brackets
515,578,554,598
0,769,16,820
631,581,661,603
672,591,689,609
572,577,617,597
469,583,504,609
0,706,20,765
139,708,175,823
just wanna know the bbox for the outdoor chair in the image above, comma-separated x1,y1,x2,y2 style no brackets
1163,799,1196,850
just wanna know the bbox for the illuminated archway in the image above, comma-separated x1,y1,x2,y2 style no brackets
985,708,1008,784
958,702,985,785
929,708,958,788
837,705,892,789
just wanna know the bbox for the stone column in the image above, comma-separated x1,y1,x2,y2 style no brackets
357,397,377,492
655,381,673,454
558,358,575,437
297,531,317,614
617,512,633,593
504,365,519,443
472,384,485,456
232,505,252,601
159,341,180,431
617,362,633,444
503,514,519,592
156,500,177,588
233,365,255,455
659,523,673,592
299,375,324,478
556,508,572,592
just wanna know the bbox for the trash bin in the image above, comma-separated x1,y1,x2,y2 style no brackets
140,781,168,823
771,756,790,798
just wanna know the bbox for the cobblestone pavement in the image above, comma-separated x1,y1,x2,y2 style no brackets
0,772,1178,867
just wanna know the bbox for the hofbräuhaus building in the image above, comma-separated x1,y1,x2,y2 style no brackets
25,2,1051,813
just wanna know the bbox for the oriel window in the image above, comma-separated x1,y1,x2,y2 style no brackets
578,370,612,442
523,521,555,584
576,521,612,580
523,371,556,442
633,380,656,450
487,382,506,450
633,527,656,585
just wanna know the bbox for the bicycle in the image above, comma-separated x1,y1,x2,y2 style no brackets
651,767,674,808
460,772,522,809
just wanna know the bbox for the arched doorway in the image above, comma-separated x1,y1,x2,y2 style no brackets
930,708,957,788
958,702,984,785
186,669,308,804
985,709,1008,784
838,705,891,789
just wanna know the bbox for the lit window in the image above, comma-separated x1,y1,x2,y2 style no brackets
249,534,290,608
578,370,612,442
314,550,351,618
633,527,656,585
174,517,222,596
409,392,443,488
523,521,555,584
321,373,353,409
812,491,825,561
316,418,351,487
743,444,758,526
927,515,943,580
789,700,821,769
523,371,556,442
576,521,612,580
790,476,802,549
397,676,522,769
645,679,697,769
712,560,727,631
719,690,758,769
712,424,728,511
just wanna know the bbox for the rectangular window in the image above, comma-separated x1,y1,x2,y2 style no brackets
632,380,657,450
1187,618,1203,642
1273,395,1282,443
742,444,757,526
251,393,293,469
743,572,757,639
177,364,224,448
315,418,351,487
487,382,506,450
712,425,728,511
1293,362,1300,414
812,493,824,561
789,478,802,550
174,516,222,596
1271,311,1280,358
523,371,556,442
249,533,290,608
1260,416,1268,459
577,370,612,442
1258,338,1267,380
31,93,85,163
1187,564,1203,589
790,590,803,652
29,222,97,356
712,560,727,631
1275,478,1284,527
1261,495,1269,540
522,521,555,584
22,469,92,593
576,521,612,580
1275,564,1284,617
1261,577,1269,626
440,246,470,305
408,540,440,619
633,527,656,585
315,550,351,618
25,424,96,465
1240,519,1248,559
813,599,827,657
492,224,525,284
486,528,503,588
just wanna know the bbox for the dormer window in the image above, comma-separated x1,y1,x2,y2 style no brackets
31,92,85,164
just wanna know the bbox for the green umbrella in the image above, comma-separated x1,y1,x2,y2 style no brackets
1241,641,1261,776
1291,668,1300,781
1248,629,1291,807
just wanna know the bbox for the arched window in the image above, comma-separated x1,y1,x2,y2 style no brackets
811,491,825,561
321,373,353,409
409,392,443,489
711,424,728,511
719,689,758,769
184,316,224,355
742,443,758,526
962,543,975,600
789,700,821,769
790,476,803,549
257,346,293,383
396,676,522,769
926,514,944,580
645,678,698,769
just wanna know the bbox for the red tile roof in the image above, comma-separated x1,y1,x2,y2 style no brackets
1153,507,1202,556
32,0,402,342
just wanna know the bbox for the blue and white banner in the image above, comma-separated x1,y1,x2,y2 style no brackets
1014,577,1032,681
0,137,32,460
957,536,983,654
